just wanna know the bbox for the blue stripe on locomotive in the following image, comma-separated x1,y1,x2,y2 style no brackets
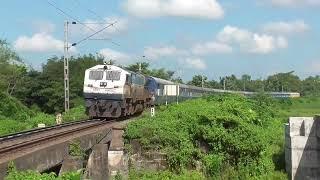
145,77,158,95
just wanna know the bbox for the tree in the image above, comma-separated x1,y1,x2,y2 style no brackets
220,75,241,91
125,62,151,74
171,77,184,84
188,75,208,87
0,40,26,95
125,62,175,80
241,74,251,91
301,76,320,96
15,54,103,113
207,80,221,89
265,71,301,92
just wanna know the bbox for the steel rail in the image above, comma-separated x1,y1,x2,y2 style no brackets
0,119,116,155
0,119,101,142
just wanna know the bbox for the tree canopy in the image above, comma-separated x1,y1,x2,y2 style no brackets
1,39,320,114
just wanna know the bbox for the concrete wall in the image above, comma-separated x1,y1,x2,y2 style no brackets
0,127,112,179
129,139,167,171
285,116,320,180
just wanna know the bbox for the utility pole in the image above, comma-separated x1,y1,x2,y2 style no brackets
138,62,142,73
223,78,226,90
64,21,70,112
201,75,204,88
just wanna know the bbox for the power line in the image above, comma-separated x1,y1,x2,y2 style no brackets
72,0,105,22
72,21,118,47
71,0,120,32
88,38,120,46
46,0,119,46
46,0,96,32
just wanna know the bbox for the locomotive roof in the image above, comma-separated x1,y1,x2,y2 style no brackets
87,65,125,71
151,77,175,85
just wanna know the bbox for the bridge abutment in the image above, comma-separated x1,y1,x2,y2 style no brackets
285,115,320,180
85,144,110,180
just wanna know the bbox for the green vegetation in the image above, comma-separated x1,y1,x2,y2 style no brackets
1,38,320,179
279,97,320,118
0,91,87,136
125,94,294,179
69,140,85,158
129,169,205,180
5,163,81,180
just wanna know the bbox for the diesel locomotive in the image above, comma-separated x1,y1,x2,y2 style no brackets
83,64,300,118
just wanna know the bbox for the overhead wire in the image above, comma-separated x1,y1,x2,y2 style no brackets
46,0,120,46
72,0,106,22
72,21,118,46
71,0,120,32
46,0,95,32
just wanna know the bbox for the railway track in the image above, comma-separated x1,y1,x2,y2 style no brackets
0,119,116,156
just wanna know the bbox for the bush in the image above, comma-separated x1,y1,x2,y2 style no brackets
124,94,287,179
5,163,81,180
26,113,56,128
0,120,28,136
63,105,88,122
0,103,85,136
0,92,33,121
129,169,205,180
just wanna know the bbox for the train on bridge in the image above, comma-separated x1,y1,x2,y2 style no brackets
83,64,300,118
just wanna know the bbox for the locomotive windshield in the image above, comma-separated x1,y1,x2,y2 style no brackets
89,71,103,80
106,71,121,81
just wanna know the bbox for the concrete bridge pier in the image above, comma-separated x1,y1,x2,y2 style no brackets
59,156,83,175
108,127,127,178
85,144,110,180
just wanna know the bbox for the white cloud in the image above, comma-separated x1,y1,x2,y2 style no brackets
192,41,233,55
32,21,56,33
262,20,310,34
217,25,288,54
124,0,224,19
14,33,76,53
99,48,131,64
268,0,320,7
184,58,207,70
250,34,288,53
144,46,187,60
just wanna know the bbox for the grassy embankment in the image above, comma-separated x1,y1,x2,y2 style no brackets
0,92,88,136
125,94,320,180
2,92,319,179
279,97,320,118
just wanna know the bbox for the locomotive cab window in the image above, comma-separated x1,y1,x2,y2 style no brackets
125,74,132,85
89,71,104,80
106,71,121,81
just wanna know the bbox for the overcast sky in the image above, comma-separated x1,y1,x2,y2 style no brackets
1,0,319,80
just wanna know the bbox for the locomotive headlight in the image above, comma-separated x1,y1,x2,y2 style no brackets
100,82,107,87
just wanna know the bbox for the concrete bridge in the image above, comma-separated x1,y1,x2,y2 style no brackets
285,115,320,180
0,121,128,180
